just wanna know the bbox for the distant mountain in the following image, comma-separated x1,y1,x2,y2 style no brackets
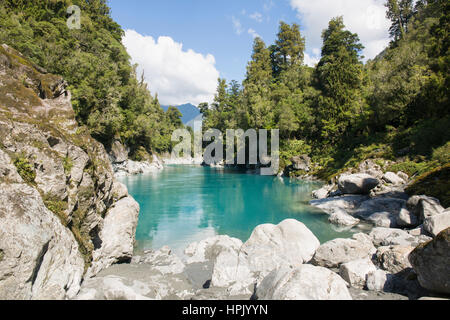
186,114,203,132
162,103,201,125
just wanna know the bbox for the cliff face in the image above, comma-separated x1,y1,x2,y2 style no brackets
0,44,139,299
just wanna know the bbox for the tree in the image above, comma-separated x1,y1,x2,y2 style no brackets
385,0,415,41
166,107,183,128
243,38,274,129
315,16,365,144
271,22,305,76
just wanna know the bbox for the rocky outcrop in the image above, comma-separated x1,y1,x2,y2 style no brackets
409,228,450,295
256,265,352,300
291,155,311,172
0,179,84,300
338,174,380,195
108,140,128,164
0,45,139,299
112,156,163,177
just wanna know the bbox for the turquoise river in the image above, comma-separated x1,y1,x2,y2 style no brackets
118,165,356,256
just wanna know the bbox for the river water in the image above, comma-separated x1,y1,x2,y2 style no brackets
118,165,356,256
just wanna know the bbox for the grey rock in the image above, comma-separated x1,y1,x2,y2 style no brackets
369,227,430,247
397,206,419,228
355,198,406,228
0,183,84,300
291,155,311,171
312,185,333,199
382,172,405,185
423,212,450,237
409,228,450,294
396,171,409,182
88,196,140,276
338,174,380,195
375,246,414,274
310,195,369,215
140,246,185,275
209,219,320,295
109,140,128,164
328,208,360,227
407,195,444,223
339,258,377,289
256,265,352,300
184,235,243,265
312,236,376,268
366,270,392,292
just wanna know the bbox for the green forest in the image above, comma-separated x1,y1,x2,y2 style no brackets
202,0,449,182
0,0,184,160
0,0,448,197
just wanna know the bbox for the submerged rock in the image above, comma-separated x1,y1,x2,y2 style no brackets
328,208,360,227
256,265,352,300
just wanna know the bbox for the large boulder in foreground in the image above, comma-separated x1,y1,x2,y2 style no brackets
209,219,320,294
88,196,140,276
409,228,450,294
338,174,380,195
423,210,450,237
0,181,84,300
256,265,352,300
311,234,376,268
240,219,320,280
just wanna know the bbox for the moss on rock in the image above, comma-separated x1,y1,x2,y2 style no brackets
406,163,450,208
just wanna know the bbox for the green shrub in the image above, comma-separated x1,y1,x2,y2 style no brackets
63,156,73,174
432,142,450,165
387,160,438,177
13,156,36,184
42,193,68,226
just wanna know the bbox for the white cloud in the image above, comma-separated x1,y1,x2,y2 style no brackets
290,0,391,61
263,0,275,12
123,29,220,106
232,16,244,35
249,12,263,23
304,53,320,67
248,28,262,39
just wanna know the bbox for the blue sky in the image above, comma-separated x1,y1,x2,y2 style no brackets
108,0,391,106
109,0,299,82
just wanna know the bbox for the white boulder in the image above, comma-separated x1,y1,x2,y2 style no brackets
339,258,377,289
256,265,352,300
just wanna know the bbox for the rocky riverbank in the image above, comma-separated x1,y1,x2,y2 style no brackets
74,158,449,301
74,219,450,300
0,45,140,299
